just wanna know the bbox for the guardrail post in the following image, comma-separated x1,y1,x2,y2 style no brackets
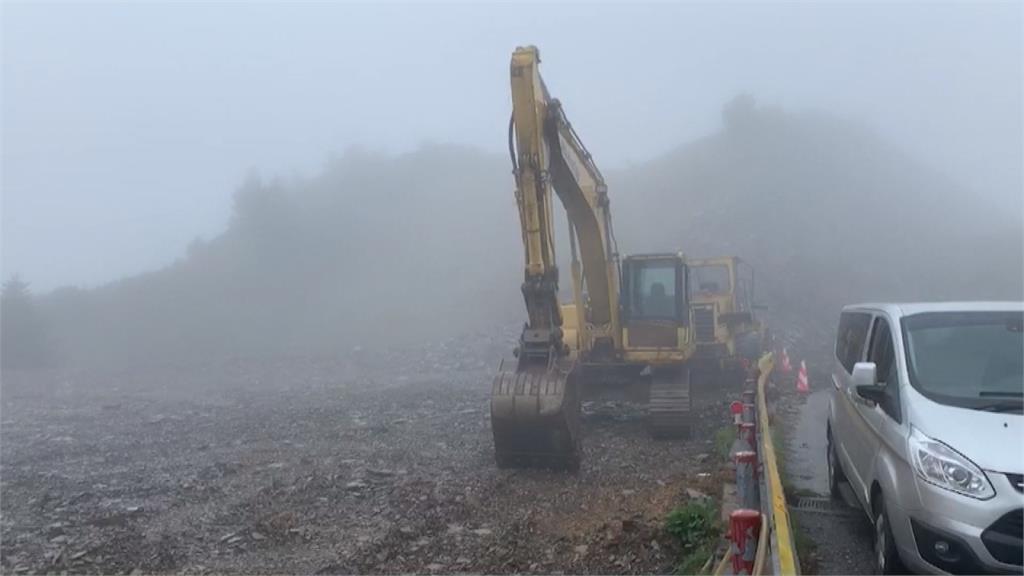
734,450,759,510
730,509,762,575
742,389,756,424
742,388,756,405
739,422,757,455
730,400,744,426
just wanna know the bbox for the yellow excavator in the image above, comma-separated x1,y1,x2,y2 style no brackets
490,46,698,470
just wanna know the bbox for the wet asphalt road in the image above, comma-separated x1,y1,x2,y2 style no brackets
782,387,876,575
787,389,830,495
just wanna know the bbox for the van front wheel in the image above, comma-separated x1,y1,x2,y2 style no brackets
827,427,846,499
872,498,905,575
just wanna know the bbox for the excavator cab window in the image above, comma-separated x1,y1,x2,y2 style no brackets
639,267,675,317
690,264,731,295
735,261,755,312
622,258,688,323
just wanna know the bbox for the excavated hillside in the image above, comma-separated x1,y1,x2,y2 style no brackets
612,100,1022,359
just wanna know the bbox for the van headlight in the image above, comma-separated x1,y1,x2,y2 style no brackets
910,427,994,499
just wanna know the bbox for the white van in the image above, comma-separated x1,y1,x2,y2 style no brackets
827,302,1023,574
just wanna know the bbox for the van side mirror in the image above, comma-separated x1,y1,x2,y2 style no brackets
852,362,885,403
851,362,877,387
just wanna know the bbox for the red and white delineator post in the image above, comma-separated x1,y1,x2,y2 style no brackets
730,509,762,575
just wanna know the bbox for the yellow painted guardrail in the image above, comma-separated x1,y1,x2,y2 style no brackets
756,352,799,575
712,547,732,575
752,507,769,575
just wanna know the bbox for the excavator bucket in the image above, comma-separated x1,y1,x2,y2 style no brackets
490,359,582,471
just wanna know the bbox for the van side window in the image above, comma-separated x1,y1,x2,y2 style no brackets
836,312,871,373
867,317,902,423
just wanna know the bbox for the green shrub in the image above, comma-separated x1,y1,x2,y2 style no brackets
666,499,720,574
714,426,736,459
676,544,713,575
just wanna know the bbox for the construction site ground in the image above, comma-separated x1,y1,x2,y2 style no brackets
1,335,735,575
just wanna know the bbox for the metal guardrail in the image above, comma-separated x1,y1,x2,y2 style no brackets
755,352,800,575
712,352,798,575
709,352,800,575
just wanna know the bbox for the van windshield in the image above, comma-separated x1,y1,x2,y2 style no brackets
902,311,1023,412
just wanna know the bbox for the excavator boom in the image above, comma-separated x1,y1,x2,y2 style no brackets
507,46,563,355
491,46,623,469
506,45,622,359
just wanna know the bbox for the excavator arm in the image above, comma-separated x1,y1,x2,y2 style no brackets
492,46,621,470
508,45,621,361
507,46,565,362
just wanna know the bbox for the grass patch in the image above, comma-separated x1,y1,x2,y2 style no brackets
666,499,720,575
676,544,713,575
713,425,735,459
770,426,785,474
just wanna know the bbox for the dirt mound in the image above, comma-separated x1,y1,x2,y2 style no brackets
613,99,1022,358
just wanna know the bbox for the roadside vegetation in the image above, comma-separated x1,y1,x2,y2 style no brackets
1,276,58,373
714,425,736,459
666,499,721,575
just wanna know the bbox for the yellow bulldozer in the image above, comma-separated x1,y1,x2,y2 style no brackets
688,257,767,382
491,46,709,470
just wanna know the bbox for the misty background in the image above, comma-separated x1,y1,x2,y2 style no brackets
2,2,1022,371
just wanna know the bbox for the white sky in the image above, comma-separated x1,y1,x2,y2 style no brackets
3,1,1021,290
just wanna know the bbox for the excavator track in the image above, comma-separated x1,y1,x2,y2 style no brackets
647,366,692,439
490,359,582,471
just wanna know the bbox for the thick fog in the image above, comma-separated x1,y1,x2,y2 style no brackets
4,2,1020,289
1,2,1022,370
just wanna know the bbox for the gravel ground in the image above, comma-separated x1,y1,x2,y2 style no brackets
1,336,734,575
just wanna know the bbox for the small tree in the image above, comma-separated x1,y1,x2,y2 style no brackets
1,275,54,371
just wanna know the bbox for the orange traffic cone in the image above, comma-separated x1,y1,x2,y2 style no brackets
780,347,793,373
796,360,809,393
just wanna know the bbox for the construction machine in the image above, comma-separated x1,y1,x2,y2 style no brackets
688,257,766,383
490,46,697,470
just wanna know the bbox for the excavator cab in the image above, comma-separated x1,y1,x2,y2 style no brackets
620,254,688,350
618,254,694,439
